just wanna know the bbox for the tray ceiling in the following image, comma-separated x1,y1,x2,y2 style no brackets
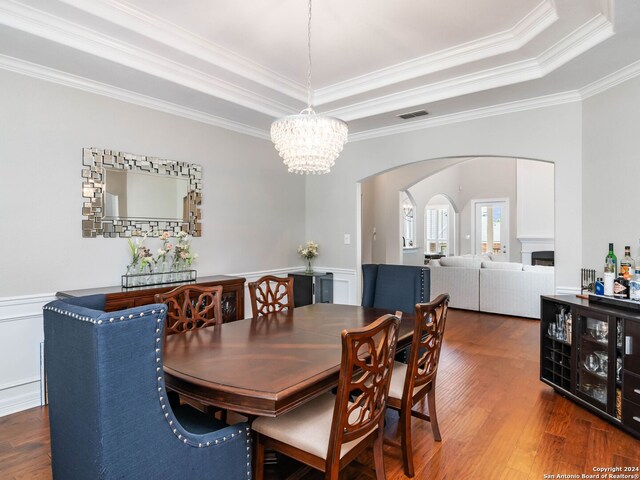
0,0,638,138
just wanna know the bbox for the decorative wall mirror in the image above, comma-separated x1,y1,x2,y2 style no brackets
82,148,202,237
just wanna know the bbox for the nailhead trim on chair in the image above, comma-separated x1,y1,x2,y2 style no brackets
44,304,252,478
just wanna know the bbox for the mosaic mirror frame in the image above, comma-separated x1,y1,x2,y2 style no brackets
82,148,202,238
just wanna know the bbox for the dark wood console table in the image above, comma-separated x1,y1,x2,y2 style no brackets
541,295,640,439
56,275,246,323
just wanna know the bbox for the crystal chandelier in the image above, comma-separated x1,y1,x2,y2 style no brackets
271,0,348,175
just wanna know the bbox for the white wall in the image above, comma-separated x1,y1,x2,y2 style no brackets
306,103,583,293
516,159,555,264
360,158,467,264
583,75,640,271
0,69,308,415
0,69,308,295
408,156,521,262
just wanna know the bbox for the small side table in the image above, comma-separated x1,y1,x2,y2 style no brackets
287,272,333,307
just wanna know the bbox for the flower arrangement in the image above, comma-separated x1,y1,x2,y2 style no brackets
125,231,198,286
298,241,318,274
172,231,198,270
127,236,153,272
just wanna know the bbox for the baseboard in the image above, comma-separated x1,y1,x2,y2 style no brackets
0,294,54,418
556,286,581,295
0,379,41,417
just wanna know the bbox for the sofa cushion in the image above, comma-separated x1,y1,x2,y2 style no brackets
439,256,482,269
428,259,441,267
481,261,523,271
523,264,554,272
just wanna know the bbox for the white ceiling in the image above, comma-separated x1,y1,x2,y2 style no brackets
0,0,638,138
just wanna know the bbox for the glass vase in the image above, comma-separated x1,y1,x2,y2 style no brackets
305,259,314,274
141,264,152,285
126,263,138,287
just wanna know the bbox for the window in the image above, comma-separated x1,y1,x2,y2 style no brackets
402,201,416,247
425,206,449,255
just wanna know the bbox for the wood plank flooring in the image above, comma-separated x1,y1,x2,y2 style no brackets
1,309,638,479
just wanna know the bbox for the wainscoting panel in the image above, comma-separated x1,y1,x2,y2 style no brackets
0,294,54,417
233,266,358,316
0,269,358,417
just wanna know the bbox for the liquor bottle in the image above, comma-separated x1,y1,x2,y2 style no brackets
631,268,640,301
620,245,635,280
604,257,615,296
613,272,630,298
606,243,618,276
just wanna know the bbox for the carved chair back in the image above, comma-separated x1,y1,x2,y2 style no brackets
404,293,450,398
248,275,294,318
155,285,223,335
326,313,400,465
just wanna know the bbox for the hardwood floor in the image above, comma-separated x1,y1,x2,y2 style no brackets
1,309,638,479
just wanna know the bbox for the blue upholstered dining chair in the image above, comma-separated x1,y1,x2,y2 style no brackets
362,264,430,314
43,294,251,480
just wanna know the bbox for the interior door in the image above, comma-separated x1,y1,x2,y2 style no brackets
475,200,509,257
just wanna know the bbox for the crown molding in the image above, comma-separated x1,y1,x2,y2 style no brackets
60,0,558,107
325,13,613,121
537,13,613,73
315,0,558,105
580,59,640,99
348,91,582,142
325,60,541,121
0,54,270,140
0,1,297,118
57,0,308,103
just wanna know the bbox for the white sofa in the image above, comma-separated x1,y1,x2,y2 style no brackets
428,256,554,318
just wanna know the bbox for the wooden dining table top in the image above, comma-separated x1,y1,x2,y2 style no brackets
163,303,415,417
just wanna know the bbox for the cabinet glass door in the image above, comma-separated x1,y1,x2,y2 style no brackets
576,312,610,410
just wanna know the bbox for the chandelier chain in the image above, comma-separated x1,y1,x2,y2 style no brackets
307,0,312,110
269,0,347,175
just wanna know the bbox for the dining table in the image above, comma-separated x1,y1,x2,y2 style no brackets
163,303,415,417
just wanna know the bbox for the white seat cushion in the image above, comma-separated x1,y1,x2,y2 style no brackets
439,256,482,268
252,392,376,460
388,361,428,400
481,261,523,270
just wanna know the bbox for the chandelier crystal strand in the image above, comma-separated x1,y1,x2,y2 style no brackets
270,0,348,175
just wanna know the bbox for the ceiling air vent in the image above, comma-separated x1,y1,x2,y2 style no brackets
397,110,429,120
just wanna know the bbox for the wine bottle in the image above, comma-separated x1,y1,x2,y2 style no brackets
604,257,615,296
606,243,618,276
620,245,635,280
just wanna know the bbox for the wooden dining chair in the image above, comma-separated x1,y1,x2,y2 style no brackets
252,313,401,480
155,285,225,418
155,285,223,335
248,275,294,318
385,293,450,477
